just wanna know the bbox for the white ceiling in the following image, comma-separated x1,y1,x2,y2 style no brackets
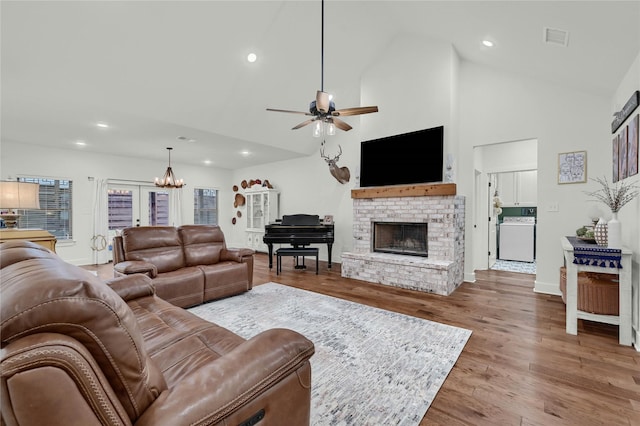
2,1,639,170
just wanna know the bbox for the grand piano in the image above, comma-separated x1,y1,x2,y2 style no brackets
263,214,334,269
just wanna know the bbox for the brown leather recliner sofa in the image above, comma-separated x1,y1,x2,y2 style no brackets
1,240,314,426
113,225,254,308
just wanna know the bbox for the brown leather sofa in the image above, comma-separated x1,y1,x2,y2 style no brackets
1,240,314,426
113,225,254,308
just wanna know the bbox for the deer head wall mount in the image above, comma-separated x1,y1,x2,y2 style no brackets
320,145,351,184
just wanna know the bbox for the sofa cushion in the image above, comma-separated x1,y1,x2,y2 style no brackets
0,241,167,421
200,262,249,301
152,267,205,308
122,226,185,273
179,225,225,266
127,294,246,387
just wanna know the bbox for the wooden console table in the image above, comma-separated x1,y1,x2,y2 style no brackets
561,236,631,346
0,228,57,252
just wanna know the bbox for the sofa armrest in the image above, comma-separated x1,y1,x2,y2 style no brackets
114,260,158,278
134,328,314,426
105,274,156,302
220,247,255,263
1,333,132,426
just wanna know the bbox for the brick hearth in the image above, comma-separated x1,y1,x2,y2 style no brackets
341,183,465,295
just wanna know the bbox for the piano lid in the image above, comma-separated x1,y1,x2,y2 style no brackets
280,214,321,226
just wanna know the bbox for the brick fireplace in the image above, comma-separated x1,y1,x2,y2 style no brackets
341,183,465,295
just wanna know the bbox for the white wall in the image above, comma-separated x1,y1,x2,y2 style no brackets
0,141,234,265
478,139,538,173
360,34,459,156
458,61,612,293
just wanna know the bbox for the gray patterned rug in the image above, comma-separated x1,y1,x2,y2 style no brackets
188,283,471,425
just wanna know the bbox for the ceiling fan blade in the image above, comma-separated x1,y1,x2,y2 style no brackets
266,108,312,116
332,117,352,132
292,118,317,130
332,106,379,117
316,91,331,113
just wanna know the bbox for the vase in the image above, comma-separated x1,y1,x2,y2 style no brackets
607,212,622,249
594,217,608,247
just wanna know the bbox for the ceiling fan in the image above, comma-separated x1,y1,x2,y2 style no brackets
266,0,378,134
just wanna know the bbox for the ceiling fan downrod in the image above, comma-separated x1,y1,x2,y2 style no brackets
320,0,324,93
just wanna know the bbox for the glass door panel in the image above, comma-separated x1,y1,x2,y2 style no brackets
108,186,140,231
142,188,170,226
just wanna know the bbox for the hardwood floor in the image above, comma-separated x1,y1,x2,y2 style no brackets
87,254,640,425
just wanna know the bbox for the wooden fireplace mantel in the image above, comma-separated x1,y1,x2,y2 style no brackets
351,183,456,199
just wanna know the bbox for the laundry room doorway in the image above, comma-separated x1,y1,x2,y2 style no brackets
473,138,538,275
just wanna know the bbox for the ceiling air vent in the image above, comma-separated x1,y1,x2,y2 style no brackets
544,27,569,47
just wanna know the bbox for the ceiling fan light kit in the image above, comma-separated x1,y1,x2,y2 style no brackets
266,0,378,136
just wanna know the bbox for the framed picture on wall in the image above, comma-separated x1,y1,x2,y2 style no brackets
628,114,639,177
613,134,619,182
619,126,628,180
558,150,587,184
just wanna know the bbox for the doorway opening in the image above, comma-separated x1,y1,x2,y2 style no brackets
473,138,538,276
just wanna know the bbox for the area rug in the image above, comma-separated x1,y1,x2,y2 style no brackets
188,283,471,425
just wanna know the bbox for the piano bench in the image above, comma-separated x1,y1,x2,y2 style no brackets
276,248,319,275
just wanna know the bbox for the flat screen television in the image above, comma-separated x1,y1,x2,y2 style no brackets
359,126,444,187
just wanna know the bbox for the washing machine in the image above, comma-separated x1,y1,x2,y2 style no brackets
499,216,535,262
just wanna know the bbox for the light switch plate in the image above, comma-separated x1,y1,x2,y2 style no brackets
547,202,559,212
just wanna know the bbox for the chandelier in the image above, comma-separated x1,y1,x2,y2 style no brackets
154,147,184,188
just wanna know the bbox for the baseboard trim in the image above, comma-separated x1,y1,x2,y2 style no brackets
534,279,562,296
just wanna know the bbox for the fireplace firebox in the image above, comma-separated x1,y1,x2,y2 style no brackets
373,222,428,257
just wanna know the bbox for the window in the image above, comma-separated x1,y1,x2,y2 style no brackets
194,188,218,225
18,177,73,240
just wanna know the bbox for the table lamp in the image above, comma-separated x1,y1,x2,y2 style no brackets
0,181,40,229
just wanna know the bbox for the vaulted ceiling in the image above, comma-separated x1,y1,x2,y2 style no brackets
2,1,639,169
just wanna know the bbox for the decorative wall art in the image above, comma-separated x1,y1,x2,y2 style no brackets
629,114,639,177
613,134,619,182
610,89,639,182
619,126,628,180
612,113,639,182
558,150,587,184
611,90,639,134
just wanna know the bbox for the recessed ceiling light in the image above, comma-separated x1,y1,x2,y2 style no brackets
96,122,109,128
482,40,494,47
247,53,257,63
204,160,212,165
241,150,250,156
75,140,87,146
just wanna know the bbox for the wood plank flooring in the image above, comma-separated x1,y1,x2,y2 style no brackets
87,254,640,425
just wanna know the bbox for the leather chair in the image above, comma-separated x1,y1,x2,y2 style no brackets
1,240,314,425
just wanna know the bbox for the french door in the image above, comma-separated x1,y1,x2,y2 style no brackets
107,184,170,233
